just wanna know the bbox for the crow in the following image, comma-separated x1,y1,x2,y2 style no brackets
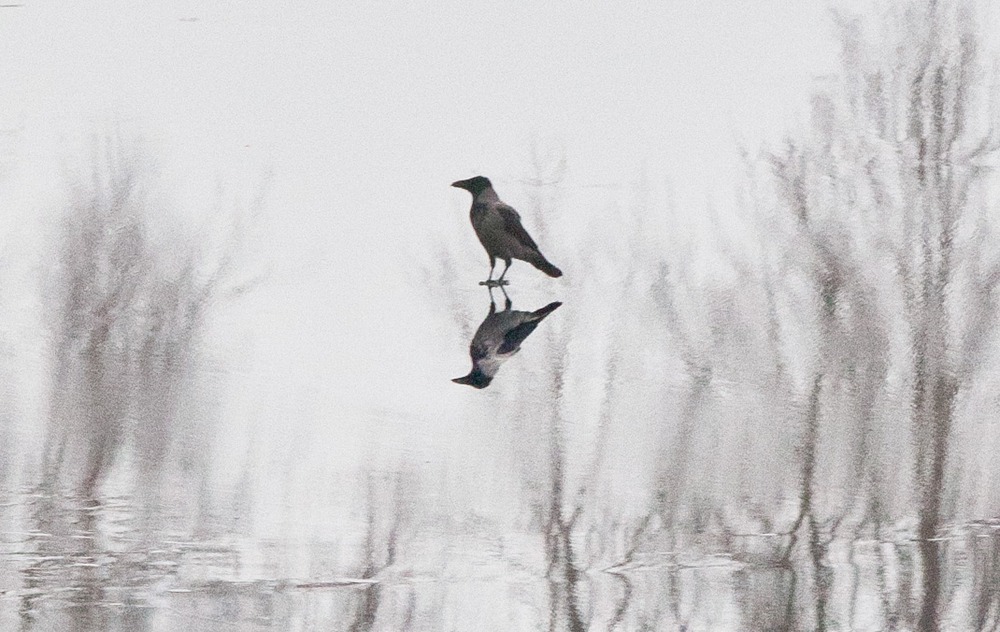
451,176,562,283
452,290,562,389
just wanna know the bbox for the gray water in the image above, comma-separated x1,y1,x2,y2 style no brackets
3,492,1000,630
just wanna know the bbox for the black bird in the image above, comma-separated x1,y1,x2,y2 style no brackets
451,176,562,284
453,289,562,389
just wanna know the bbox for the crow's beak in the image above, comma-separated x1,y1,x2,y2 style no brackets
452,374,489,389
451,180,466,189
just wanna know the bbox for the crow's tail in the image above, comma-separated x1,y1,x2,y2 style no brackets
529,252,563,278
530,301,562,321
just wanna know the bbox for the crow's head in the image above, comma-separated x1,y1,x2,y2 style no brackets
451,368,493,389
451,176,493,195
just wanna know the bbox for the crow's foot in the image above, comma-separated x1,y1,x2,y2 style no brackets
479,279,510,287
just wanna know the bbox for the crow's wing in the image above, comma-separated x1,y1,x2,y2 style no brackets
498,319,542,355
496,204,539,251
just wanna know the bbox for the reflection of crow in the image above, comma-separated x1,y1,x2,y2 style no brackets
453,293,562,389
451,176,562,283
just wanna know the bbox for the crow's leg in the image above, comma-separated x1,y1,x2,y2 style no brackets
487,285,497,313
499,283,511,310
480,258,501,287
497,259,512,283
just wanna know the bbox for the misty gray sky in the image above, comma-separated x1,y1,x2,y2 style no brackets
2,1,849,213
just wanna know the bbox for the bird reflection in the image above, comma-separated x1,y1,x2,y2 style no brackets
453,286,562,389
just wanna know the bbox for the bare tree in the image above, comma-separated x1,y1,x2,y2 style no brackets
762,2,1000,628
41,131,261,536
347,469,417,632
